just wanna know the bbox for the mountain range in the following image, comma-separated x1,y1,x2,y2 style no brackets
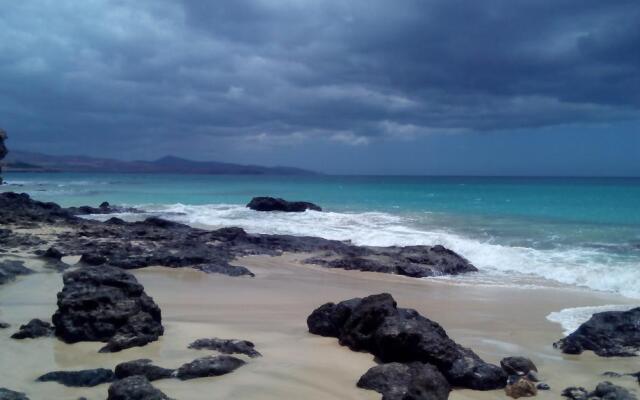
2,150,317,175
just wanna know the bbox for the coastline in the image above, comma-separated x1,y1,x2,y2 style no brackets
1,251,638,399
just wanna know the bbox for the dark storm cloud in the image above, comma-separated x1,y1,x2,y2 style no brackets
0,0,639,155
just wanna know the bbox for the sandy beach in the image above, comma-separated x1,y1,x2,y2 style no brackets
1,252,638,400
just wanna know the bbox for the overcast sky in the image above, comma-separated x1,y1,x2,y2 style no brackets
1,0,639,175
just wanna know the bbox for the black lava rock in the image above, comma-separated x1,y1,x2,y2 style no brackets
36,368,115,387
307,293,507,391
114,359,175,381
500,356,537,376
188,338,262,358
554,307,640,357
0,388,29,400
0,260,34,285
357,362,450,400
52,265,163,352
247,197,322,212
107,376,172,400
11,319,54,339
176,355,245,380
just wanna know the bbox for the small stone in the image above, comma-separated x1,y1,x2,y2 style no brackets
11,319,54,339
537,383,550,390
188,338,262,358
505,376,537,399
176,355,245,380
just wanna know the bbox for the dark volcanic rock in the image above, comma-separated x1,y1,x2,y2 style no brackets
562,382,637,400
176,355,245,380
193,263,255,277
188,338,262,358
0,388,29,400
0,192,477,281
357,362,450,400
66,203,141,216
247,196,322,212
0,260,34,285
0,192,74,225
11,318,54,339
36,368,115,387
500,356,537,376
41,246,64,261
0,129,7,185
52,265,163,352
107,376,172,400
0,321,10,329
554,307,640,357
114,359,174,381
307,293,506,391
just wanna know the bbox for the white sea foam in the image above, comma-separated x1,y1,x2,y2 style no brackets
546,305,638,335
123,203,640,299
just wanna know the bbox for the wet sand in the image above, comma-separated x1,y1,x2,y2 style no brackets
1,253,639,399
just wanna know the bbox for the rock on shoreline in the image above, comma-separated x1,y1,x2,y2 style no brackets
52,265,164,352
554,307,640,357
247,196,322,212
0,192,477,280
307,293,507,392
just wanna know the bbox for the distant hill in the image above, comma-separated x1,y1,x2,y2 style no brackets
3,150,318,175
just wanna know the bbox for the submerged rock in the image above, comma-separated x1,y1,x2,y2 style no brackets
554,307,640,357
357,362,450,400
188,338,262,358
114,359,175,381
307,293,507,391
52,265,163,352
0,388,29,400
36,368,115,387
107,376,172,400
176,355,245,380
11,319,54,339
247,196,322,212
0,322,10,329
0,260,34,285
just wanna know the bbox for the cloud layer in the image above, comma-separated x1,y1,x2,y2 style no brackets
1,0,639,158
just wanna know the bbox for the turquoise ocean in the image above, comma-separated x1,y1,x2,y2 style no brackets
3,173,640,299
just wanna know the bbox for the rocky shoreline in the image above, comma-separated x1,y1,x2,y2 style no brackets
1,191,639,399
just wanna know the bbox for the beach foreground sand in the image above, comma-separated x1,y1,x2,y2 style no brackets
1,253,638,399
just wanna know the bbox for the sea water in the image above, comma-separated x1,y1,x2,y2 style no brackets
3,173,640,299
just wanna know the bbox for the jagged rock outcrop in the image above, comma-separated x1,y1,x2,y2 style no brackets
0,129,7,185
107,376,172,400
188,338,262,358
0,192,477,280
52,265,163,352
307,293,506,391
357,362,450,400
247,196,322,212
554,307,640,357
36,368,115,387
